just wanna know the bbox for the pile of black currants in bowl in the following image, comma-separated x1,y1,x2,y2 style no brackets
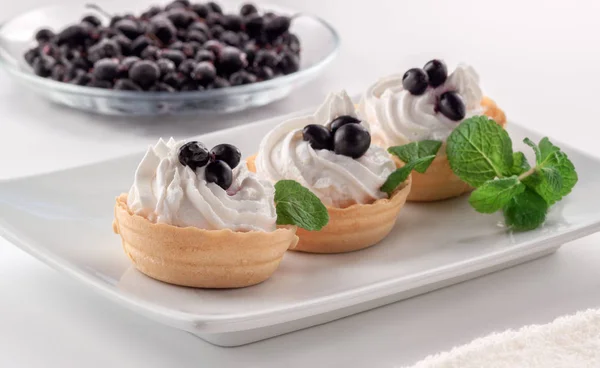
23,1,301,91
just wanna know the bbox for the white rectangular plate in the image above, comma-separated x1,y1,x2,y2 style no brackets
1,112,599,346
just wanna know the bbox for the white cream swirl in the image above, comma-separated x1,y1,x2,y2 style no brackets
359,64,484,146
127,138,276,232
255,91,396,208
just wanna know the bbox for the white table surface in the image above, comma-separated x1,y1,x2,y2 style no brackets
2,0,600,367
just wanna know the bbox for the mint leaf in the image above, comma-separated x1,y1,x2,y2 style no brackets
503,188,548,231
539,138,560,161
382,140,440,195
381,164,413,196
411,155,437,173
388,140,442,173
274,180,329,231
524,138,542,164
540,167,562,192
446,116,514,187
510,152,531,176
469,176,526,214
522,137,578,205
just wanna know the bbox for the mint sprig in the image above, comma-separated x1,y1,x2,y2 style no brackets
381,140,442,196
274,180,329,231
446,116,578,231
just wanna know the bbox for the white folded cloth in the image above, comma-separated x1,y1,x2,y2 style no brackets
407,309,600,368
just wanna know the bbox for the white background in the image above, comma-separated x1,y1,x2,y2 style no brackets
1,0,600,367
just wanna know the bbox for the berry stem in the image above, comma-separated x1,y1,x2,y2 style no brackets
85,4,113,20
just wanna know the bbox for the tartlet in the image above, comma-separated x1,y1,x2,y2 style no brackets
113,194,297,288
251,90,411,253
113,138,298,288
248,155,410,253
359,61,506,202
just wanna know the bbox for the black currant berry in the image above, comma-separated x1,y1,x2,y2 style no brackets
244,14,264,38
56,24,88,46
156,58,176,76
162,72,187,89
149,19,176,45
303,124,333,151
253,49,277,68
187,30,208,44
178,141,210,170
93,58,119,81
402,68,429,95
87,79,113,89
240,3,258,16
149,82,176,92
437,91,466,121
264,16,290,41
210,144,241,169
82,15,102,27
194,49,215,63
167,8,195,29
217,46,246,75
207,2,223,14
191,4,210,18
32,56,55,77
277,51,300,75
159,49,186,66
112,34,132,55
205,160,233,190
191,61,217,84
203,40,223,56
114,19,142,40
114,78,143,91
423,59,448,87
229,70,257,85
129,60,160,89
333,123,371,159
24,48,39,66
208,77,230,89
329,115,361,134
35,28,55,44
88,39,122,63
178,59,197,76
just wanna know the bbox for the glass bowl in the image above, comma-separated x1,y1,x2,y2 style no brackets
0,1,340,116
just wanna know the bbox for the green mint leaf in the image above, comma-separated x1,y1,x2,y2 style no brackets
274,180,329,231
503,188,548,231
522,138,578,205
388,140,442,173
539,137,561,161
510,152,531,176
381,164,414,196
468,176,526,214
540,167,562,193
411,155,437,173
524,138,542,164
382,140,440,195
446,116,514,187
